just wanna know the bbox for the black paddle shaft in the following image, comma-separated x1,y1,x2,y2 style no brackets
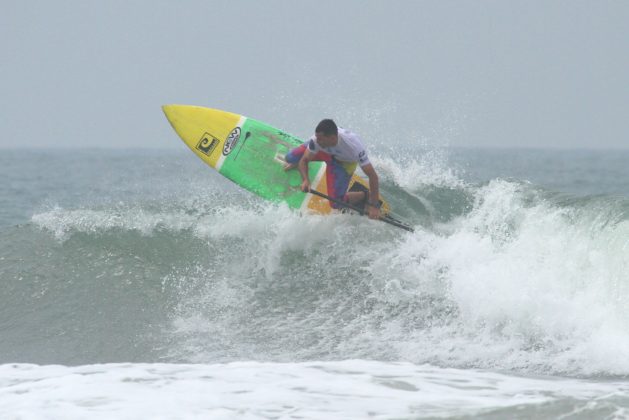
308,188,415,233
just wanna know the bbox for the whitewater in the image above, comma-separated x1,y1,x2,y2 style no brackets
2,148,629,418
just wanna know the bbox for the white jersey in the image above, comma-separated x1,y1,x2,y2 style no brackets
307,128,371,167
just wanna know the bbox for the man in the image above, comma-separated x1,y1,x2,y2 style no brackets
284,119,381,220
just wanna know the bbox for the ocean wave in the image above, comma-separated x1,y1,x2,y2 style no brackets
15,158,629,376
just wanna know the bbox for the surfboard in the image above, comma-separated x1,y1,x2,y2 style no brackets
162,104,391,215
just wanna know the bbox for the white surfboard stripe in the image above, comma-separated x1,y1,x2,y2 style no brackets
216,116,247,171
300,165,326,213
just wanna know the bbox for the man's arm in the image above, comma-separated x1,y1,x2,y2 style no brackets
298,150,313,192
361,163,381,219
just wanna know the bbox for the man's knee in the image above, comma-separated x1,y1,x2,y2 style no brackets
285,144,307,164
285,150,300,164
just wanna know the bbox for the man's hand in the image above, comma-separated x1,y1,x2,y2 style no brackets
301,179,311,193
367,204,381,220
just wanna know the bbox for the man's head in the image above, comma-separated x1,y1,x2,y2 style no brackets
315,119,338,147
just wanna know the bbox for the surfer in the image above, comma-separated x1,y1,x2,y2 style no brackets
284,119,381,220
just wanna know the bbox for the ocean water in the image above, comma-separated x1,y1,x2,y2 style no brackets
2,147,629,419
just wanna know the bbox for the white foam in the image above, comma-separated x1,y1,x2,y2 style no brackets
369,179,629,375
1,361,627,419
31,206,201,241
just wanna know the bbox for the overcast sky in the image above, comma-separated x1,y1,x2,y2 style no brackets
1,0,627,149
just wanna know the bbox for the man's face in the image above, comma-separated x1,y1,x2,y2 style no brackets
315,132,338,148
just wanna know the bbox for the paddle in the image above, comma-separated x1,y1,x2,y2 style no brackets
307,188,415,233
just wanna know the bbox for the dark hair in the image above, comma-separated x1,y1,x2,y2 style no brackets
315,119,338,136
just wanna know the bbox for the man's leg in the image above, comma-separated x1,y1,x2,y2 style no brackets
326,159,355,210
346,190,368,206
284,143,308,170
286,146,357,210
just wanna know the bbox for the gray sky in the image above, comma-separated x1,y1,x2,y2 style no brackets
1,0,627,149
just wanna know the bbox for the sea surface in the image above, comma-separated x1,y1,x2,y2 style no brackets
2,147,629,419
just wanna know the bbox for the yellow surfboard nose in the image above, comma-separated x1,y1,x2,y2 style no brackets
162,104,242,169
162,104,241,129
162,104,194,128
161,104,176,119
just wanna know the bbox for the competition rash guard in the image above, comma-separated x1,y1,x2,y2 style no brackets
306,128,371,168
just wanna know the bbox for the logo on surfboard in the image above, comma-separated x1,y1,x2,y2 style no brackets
223,127,241,156
196,133,220,156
